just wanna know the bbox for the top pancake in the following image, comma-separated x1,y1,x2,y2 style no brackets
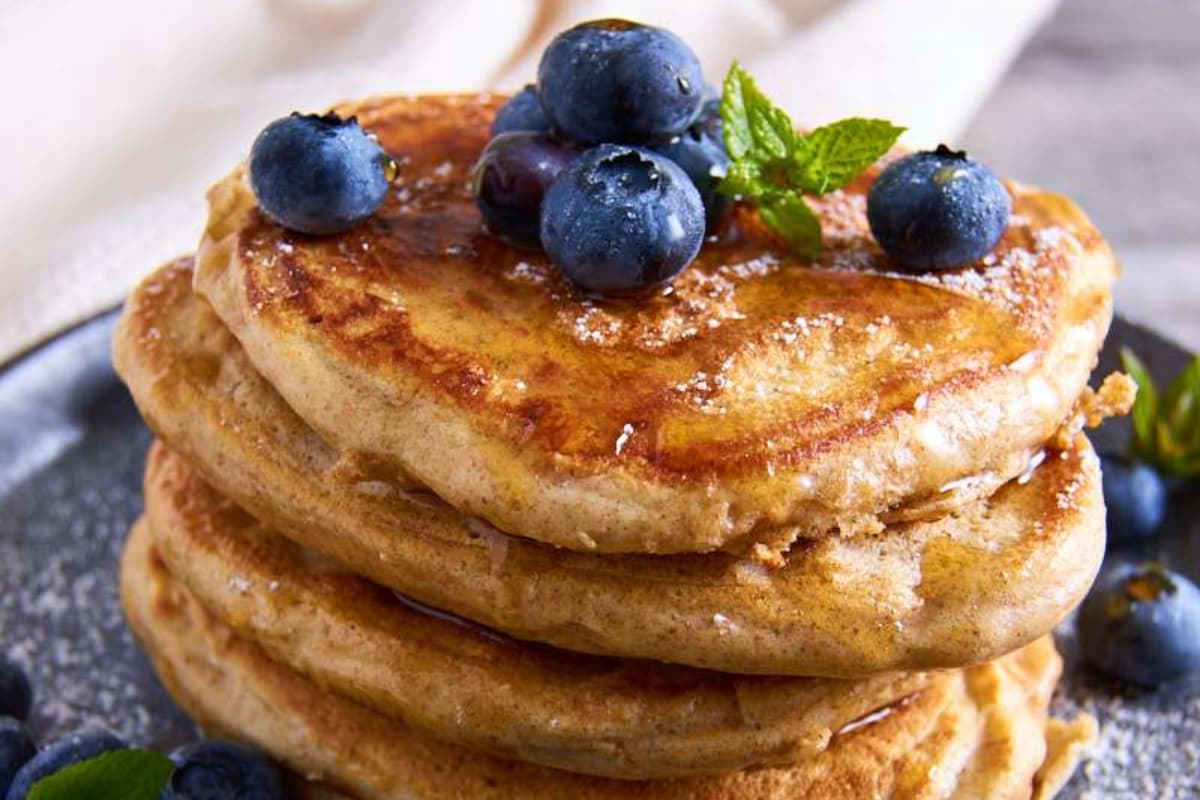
195,94,1116,554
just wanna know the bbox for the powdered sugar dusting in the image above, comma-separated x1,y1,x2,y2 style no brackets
819,188,1083,337
1056,474,1085,510
1052,623,1200,799
0,316,196,747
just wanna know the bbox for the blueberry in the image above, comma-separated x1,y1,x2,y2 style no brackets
1078,563,1200,686
867,145,1012,271
0,720,34,798
163,741,285,800
540,144,705,295
537,19,705,144
249,112,394,235
695,94,723,144
0,660,30,722
472,132,579,247
491,85,552,136
5,730,124,800
652,126,732,234
1100,454,1167,542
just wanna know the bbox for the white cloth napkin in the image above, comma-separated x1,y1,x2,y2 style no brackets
0,0,1057,363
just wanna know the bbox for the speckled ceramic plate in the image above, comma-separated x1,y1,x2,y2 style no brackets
1,310,1196,798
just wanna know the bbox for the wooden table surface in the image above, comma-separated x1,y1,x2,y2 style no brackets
964,0,1200,352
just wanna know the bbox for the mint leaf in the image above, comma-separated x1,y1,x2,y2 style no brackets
719,63,753,161
746,101,796,162
717,63,903,258
1163,357,1200,448
720,62,798,162
720,159,768,198
28,749,173,800
1122,348,1160,464
1121,348,1200,477
758,193,822,260
792,118,907,194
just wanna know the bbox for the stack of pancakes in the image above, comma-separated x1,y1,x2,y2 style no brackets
114,95,1125,799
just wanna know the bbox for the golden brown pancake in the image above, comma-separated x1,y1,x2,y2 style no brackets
122,522,1093,799
115,262,1107,677
194,93,1115,555
139,446,932,779
1034,716,1100,800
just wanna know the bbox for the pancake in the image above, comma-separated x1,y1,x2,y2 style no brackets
115,262,1107,677
194,93,1116,555
121,522,1092,799
139,450,932,779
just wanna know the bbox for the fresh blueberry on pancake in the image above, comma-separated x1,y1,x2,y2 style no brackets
471,132,578,247
1078,563,1200,686
0,660,30,722
5,730,124,800
867,145,1012,270
537,19,705,144
490,84,552,136
540,144,704,294
696,92,723,143
248,112,395,235
652,125,732,234
1100,453,1167,542
163,741,286,800
0,721,34,798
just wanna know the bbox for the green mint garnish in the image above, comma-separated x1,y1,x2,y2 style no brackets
28,749,174,800
717,62,904,258
1122,347,1200,477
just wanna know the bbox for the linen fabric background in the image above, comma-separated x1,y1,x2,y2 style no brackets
0,0,1059,362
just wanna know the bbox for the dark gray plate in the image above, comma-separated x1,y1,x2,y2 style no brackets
0,311,1196,797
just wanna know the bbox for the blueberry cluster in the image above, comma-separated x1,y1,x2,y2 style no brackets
473,20,731,295
0,656,285,800
243,19,1016,287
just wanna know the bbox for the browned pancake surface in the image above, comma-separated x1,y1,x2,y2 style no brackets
122,522,1093,800
140,442,932,779
195,94,1116,553
115,262,1106,677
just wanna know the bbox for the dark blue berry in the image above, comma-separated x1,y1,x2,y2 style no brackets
540,144,705,295
696,86,720,144
5,730,124,800
491,85,552,136
0,720,34,798
537,20,704,144
0,660,30,722
1100,454,1167,542
867,145,1011,271
1078,563,1200,687
652,127,731,234
163,741,285,800
249,112,394,235
472,132,578,247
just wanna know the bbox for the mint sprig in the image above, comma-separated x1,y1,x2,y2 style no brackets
1122,347,1200,477
717,62,904,258
28,749,173,800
